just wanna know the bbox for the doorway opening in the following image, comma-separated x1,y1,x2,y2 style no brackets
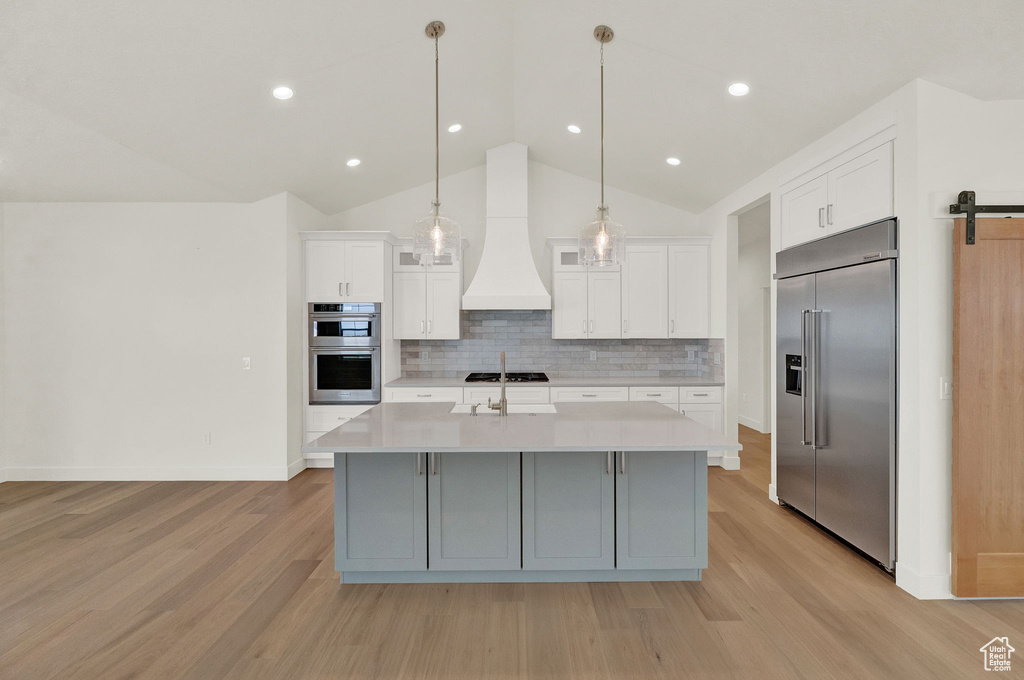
736,199,772,434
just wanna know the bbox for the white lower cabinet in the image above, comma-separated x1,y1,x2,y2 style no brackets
427,452,521,571
628,386,680,405
305,405,373,447
550,386,630,402
463,386,550,405
522,451,615,570
675,403,724,434
384,387,464,403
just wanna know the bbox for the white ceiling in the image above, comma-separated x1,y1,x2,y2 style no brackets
2,0,1023,214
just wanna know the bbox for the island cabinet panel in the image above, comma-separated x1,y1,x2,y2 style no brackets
522,452,614,570
428,452,521,571
335,452,427,572
615,451,708,570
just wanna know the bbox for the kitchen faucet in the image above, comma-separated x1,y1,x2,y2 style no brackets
487,351,508,416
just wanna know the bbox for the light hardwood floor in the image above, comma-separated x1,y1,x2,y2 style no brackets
2,428,1021,679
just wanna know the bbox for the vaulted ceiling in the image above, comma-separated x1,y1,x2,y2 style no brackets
2,0,1022,214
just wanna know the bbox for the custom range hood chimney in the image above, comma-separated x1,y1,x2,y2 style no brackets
462,143,552,310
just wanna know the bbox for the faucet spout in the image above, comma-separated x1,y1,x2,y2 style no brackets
489,351,509,416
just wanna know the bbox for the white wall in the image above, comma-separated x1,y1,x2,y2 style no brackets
285,195,328,478
737,202,771,433
0,204,6,482
331,158,702,293
1,196,304,480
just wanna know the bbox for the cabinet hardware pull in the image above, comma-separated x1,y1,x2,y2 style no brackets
427,320,432,334
818,207,825,228
648,393,662,397
417,394,432,398
590,320,594,333
420,320,425,334
827,203,833,225
347,282,351,295
620,451,626,475
681,409,686,416
582,393,597,397
417,452,423,476
339,282,344,296
623,319,627,333
606,451,612,475
582,319,586,334
430,452,437,476
692,393,708,397
671,319,675,333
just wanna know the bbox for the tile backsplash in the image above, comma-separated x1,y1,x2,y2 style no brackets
401,311,724,382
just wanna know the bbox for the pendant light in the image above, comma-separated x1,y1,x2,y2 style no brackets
578,25,625,267
413,20,461,267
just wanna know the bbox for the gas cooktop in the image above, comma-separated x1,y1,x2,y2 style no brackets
465,372,549,383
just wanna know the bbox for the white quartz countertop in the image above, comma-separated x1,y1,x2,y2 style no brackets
386,376,724,388
306,402,741,453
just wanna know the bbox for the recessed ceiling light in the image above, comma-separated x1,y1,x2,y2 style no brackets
567,124,582,134
272,86,294,100
448,123,462,133
346,158,361,167
728,82,750,97
666,157,681,166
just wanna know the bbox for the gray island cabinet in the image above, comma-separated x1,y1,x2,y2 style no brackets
306,402,740,584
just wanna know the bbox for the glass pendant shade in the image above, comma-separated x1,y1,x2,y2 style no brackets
413,203,461,267
579,206,625,267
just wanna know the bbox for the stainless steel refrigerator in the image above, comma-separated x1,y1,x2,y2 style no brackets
775,218,897,570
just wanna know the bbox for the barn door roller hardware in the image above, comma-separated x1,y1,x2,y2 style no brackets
949,190,1024,245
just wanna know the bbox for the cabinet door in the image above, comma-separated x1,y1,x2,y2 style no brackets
522,452,614,570
425,272,461,340
345,241,385,302
827,142,893,234
392,273,426,339
676,403,723,434
616,451,707,570
588,271,622,339
335,452,427,572
305,240,347,302
667,245,709,338
621,245,668,339
552,272,588,339
780,175,828,249
428,452,521,571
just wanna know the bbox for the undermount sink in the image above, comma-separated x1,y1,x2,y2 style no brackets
450,404,558,415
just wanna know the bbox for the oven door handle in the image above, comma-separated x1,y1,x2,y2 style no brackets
311,348,377,354
310,314,379,322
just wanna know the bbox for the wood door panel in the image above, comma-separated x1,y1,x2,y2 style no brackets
952,217,1024,597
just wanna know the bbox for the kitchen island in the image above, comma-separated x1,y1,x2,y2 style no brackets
305,401,740,584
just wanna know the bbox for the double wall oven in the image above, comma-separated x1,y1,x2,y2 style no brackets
308,303,381,404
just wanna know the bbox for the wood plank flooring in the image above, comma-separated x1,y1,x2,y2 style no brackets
1,428,1021,679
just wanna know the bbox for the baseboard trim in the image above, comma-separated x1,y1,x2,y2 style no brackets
895,561,952,600
4,465,292,482
768,483,779,504
341,568,702,584
287,458,307,479
0,468,7,484
737,415,764,432
718,451,741,470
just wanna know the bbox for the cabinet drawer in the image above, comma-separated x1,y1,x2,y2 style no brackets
464,386,551,405
306,405,373,432
550,386,629,402
384,387,464,403
680,387,722,403
629,386,680,404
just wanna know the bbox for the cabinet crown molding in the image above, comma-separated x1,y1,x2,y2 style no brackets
301,230,401,245
546,235,712,248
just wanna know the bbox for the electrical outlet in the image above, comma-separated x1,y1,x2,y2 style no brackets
422,351,429,362
202,431,212,445
940,377,953,400
242,357,251,370
590,351,597,361
741,392,748,403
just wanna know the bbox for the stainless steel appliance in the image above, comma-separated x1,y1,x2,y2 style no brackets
465,371,549,383
309,303,381,404
775,218,897,570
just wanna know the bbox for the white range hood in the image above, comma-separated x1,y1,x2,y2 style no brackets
462,143,552,310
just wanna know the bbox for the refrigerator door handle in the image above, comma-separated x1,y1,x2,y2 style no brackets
800,309,811,446
810,309,825,448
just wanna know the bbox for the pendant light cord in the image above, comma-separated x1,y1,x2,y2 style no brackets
434,35,440,216
600,41,605,209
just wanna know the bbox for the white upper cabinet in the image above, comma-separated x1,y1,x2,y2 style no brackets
780,175,829,249
588,270,622,339
393,272,427,339
552,272,588,339
425,272,461,339
668,244,710,338
305,239,385,303
780,140,894,250
827,142,893,233
622,245,668,339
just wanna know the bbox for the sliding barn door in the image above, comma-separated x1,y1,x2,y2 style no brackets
953,218,1024,597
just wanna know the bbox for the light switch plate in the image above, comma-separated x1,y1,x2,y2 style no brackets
940,377,953,400
242,357,251,370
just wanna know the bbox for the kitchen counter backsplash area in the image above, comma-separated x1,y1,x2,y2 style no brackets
401,311,724,381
